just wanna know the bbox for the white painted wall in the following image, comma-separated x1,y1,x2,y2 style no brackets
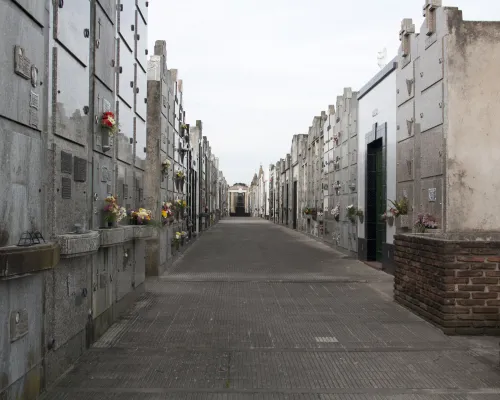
357,70,397,243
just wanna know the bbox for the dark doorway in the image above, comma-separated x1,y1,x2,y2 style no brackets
366,137,386,262
293,181,297,229
286,183,289,225
235,193,246,216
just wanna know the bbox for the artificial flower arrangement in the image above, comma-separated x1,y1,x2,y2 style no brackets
388,196,409,217
303,207,312,215
129,208,152,225
173,199,187,219
103,195,127,226
162,159,171,174
161,202,174,225
346,205,363,223
176,170,185,180
101,111,118,136
332,205,340,222
414,213,438,233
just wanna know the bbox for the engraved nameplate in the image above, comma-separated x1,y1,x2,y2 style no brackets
62,177,72,199
30,91,40,109
14,46,31,79
101,167,111,182
61,151,73,174
107,184,112,194
74,157,87,182
123,184,129,199
29,109,39,128
428,187,437,202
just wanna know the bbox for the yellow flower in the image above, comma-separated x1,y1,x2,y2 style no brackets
161,210,167,218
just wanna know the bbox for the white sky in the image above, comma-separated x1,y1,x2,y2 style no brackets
148,0,500,185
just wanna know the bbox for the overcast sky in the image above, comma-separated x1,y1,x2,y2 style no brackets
148,0,500,186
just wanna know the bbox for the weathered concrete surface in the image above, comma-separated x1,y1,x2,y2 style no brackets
42,218,500,399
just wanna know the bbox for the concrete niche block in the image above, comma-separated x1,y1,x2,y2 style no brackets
117,100,134,164
0,130,42,245
94,7,116,89
118,0,135,49
116,244,133,301
396,99,415,142
395,182,414,230
0,1,45,128
396,137,414,183
135,65,147,120
416,82,444,133
118,39,135,107
420,126,444,178
56,0,90,66
135,11,148,71
135,116,147,170
420,177,443,225
55,47,89,146
98,0,116,21
94,80,115,153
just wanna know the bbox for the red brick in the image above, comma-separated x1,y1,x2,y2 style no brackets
471,263,496,270
440,306,470,314
470,248,500,255
488,286,500,292
486,299,500,306
443,277,469,284
487,256,500,262
443,292,471,299
457,299,486,306
457,285,485,292
457,256,486,263
471,278,498,285
485,271,500,277
472,292,498,299
472,307,499,314
456,270,483,278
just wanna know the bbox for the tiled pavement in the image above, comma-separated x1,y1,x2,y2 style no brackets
43,219,500,399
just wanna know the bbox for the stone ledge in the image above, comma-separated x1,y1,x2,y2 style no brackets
57,231,100,258
133,226,154,239
0,242,60,278
99,226,155,247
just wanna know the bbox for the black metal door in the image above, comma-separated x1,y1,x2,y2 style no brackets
293,181,297,229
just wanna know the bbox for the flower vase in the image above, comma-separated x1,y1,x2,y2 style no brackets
107,220,117,228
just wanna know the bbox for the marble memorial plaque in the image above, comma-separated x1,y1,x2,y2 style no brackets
30,91,40,109
29,109,39,128
74,157,87,182
61,151,73,174
14,46,31,80
62,177,72,199
428,187,437,202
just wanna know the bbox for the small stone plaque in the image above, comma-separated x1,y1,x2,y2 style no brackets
61,151,73,174
62,177,72,199
14,46,31,80
123,184,129,199
101,167,110,182
103,99,111,112
74,157,87,182
10,309,29,343
428,187,437,202
30,91,40,109
29,109,39,128
107,184,112,194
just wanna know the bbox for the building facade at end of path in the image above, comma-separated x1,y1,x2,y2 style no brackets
252,1,500,336
0,2,227,399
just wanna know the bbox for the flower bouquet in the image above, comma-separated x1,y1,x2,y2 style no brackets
414,213,438,233
129,208,152,225
173,199,187,219
346,205,363,224
388,196,409,217
101,111,118,136
161,202,174,225
103,195,126,227
332,205,340,222
162,159,171,174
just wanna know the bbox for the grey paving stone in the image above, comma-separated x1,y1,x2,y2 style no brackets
42,219,500,400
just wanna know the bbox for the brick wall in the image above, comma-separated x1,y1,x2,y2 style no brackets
394,233,500,335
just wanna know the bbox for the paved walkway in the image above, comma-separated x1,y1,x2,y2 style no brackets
45,219,500,399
